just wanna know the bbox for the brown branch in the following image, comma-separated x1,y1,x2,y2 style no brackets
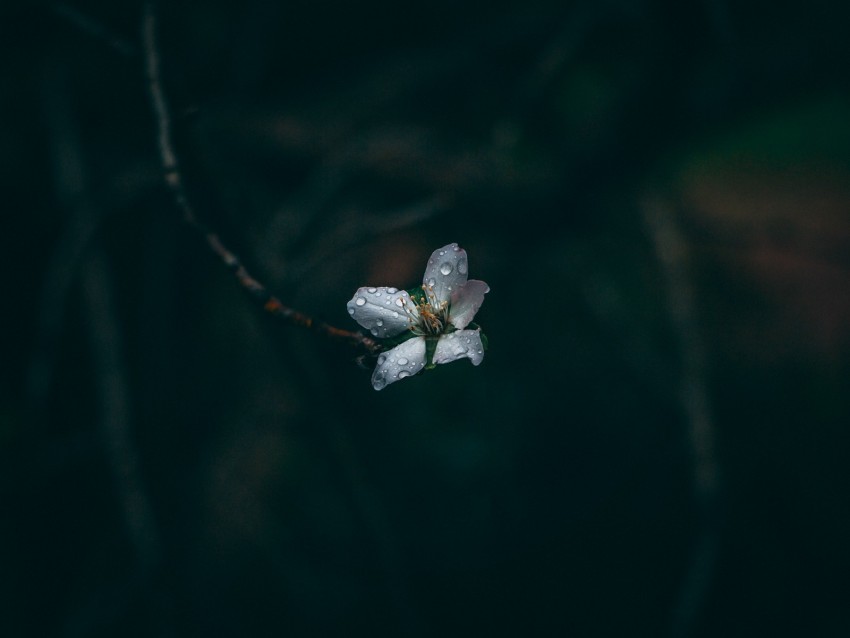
141,2,380,355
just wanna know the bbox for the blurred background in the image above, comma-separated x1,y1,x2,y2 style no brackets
3,0,850,636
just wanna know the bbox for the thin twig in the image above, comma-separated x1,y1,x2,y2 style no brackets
50,3,138,58
141,2,379,355
82,250,161,575
492,2,621,149
37,58,165,634
284,196,450,289
642,195,721,638
27,62,99,424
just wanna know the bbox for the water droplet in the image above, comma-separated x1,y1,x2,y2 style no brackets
387,287,398,293
368,287,377,293
440,250,446,256
392,311,399,318
376,319,383,326
348,307,355,315
395,298,404,307
377,355,387,365
398,370,411,379
427,277,436,287
373,376,386,390
453,245,460,252
356,297,366,306
397,357,409,366
371,328,378,336
457,258,468,275
440,262,453,275
385,300,392,305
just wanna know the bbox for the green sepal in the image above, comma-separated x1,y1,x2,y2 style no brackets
424,336,438,370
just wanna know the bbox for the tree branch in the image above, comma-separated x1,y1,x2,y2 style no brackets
141,2,379,355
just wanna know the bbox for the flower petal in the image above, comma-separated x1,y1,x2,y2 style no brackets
449,279,489,329
371,337,427,390
432,330,485,367
347,287,415,338
422,243,469,306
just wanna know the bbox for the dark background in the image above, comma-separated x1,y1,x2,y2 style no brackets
3,1,850,636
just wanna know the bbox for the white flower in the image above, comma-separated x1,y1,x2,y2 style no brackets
347,243,489,390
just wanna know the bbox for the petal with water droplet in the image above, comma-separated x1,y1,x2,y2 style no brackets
422,243,469,305
449,279,489,329
346,287,413,337
433,330,485,366
371,337,427,390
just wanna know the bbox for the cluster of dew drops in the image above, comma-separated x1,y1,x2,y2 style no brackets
348,286,406,337
347,244,471,340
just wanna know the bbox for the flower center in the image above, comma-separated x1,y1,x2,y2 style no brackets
405,284,450,336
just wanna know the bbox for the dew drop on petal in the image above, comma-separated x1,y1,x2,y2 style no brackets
348,307,355,315
457,258,468,275
376,319,383,326
397,357,409,366
398,370,411,379
371,329,378,336
368,287,377,293
356,297,366,306
392,311,399,318
440,262,453,275
395,298,404,307
427,277,436,287
387,287,398,293
377,355,387,365
373,376,386,390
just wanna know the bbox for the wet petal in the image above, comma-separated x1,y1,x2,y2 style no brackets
346,287,415,338
449,279,489,329
422,243,469,306
371,337,427,390
432,330,485,367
